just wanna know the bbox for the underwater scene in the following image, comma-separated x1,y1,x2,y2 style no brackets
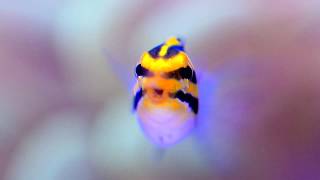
0,1,320,180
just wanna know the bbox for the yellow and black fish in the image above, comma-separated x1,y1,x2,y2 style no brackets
133,37,198,147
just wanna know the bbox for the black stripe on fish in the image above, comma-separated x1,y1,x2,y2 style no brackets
133,88,144,110
148,44,163,58
174,90,198,114
148,44,184,59
164,66,197,84
163,45,184,59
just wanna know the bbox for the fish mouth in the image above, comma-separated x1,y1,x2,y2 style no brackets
147,88,167,103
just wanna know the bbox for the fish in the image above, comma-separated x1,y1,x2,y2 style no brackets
133,37,199,147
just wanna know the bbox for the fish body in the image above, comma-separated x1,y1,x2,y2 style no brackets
133,37,198,147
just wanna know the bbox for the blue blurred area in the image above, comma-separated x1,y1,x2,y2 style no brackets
0,1,320,180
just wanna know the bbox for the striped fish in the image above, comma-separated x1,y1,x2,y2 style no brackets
133,37,199,147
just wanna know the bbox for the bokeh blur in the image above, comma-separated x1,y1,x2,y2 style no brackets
1,1,320,180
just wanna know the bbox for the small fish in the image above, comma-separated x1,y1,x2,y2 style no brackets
133,37,199,147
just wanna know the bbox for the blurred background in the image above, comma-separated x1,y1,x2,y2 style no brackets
0,0,320,180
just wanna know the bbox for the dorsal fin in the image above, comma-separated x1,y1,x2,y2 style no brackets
158,37,184,58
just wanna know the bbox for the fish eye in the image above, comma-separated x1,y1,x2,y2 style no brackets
180,66,193,79
135,64,153,77
135,64,143,77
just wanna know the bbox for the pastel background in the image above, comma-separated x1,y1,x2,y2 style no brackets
0,1,320,180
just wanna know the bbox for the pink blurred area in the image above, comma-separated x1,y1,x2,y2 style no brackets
0,1,320,180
